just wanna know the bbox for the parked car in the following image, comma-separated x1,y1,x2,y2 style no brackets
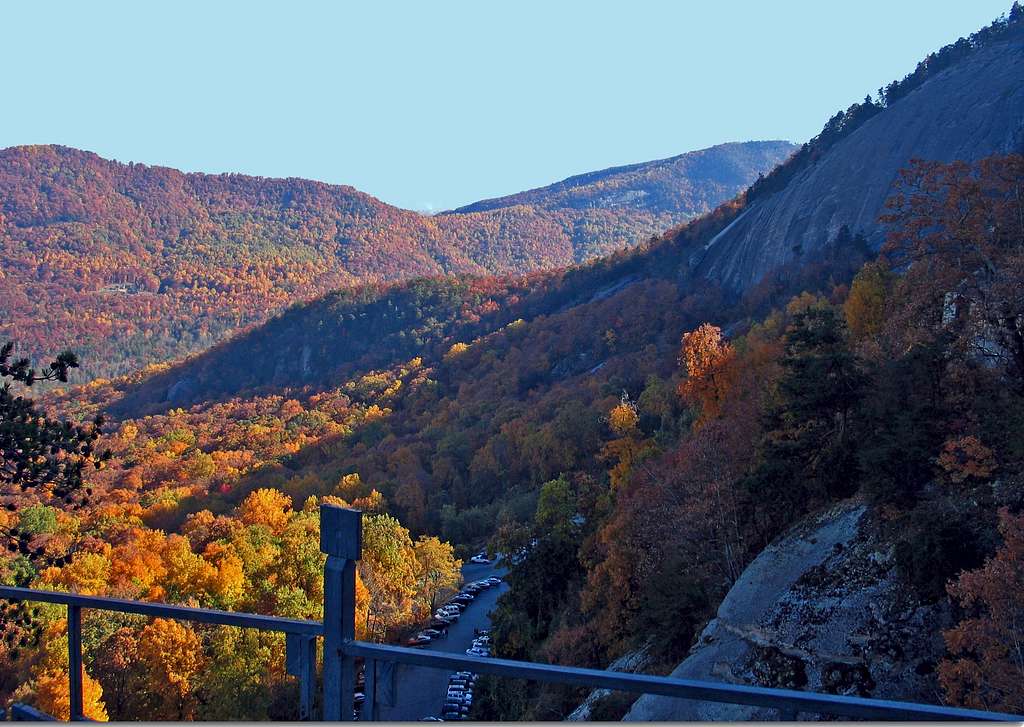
407,635,431,647
469,552,490,564
419,717,444,722
485,577,501,585
421,628,442,638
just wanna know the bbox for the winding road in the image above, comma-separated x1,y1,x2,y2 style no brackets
373,559,509,721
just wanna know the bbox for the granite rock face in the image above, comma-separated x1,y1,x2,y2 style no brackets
623,501,950,721
689,37,1024,292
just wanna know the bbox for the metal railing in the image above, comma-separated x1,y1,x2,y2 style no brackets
0,586,322,721
1,503,1022,722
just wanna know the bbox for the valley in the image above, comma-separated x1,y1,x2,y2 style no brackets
2,2,1024,722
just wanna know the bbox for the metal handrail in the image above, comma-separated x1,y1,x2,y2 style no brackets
3,504,1024,722
0,585,321,720
346,641,1024,722
0,586,322,635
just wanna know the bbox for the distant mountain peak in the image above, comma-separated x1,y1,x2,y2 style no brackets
447,140,797,216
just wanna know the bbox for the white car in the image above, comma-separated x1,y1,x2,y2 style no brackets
469,552,490,564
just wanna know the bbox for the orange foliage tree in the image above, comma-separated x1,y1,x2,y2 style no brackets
677,323,737,426
940,508,1024,713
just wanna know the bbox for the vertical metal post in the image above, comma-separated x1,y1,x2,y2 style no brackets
67,605,84,721
286,633,317,720
299,635,316,721
321,505,362,721
363,658,376,722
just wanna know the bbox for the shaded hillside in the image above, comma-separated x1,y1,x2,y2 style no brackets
0,142,788,380
93,8,1024,419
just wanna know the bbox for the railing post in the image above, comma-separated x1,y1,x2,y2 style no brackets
286,633,317,720
321,505,362,721
67,605,83,721
363,658,376,721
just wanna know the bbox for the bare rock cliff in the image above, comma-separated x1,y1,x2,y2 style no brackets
690,37,1024,292
624,501,950,721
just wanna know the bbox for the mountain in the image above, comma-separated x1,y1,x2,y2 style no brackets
684,19,1024,292
448,140,794,221
0,141,791,380
13,5,1024,722
94,9,1024,422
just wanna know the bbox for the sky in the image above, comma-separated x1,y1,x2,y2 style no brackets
1,1,1014,211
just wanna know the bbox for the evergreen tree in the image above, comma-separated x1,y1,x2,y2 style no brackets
743,307,864,532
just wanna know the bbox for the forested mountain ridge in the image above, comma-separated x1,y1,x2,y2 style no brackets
98,2,1024,415
448,140,794,216
0,141,789,381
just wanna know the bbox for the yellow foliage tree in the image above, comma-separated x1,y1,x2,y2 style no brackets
444,342,470,361
136,618,207,720
160,534,217,602
238,488,292,535
413,536,462,612
844,260,893,343
32,667,109,721
37,550,112,596
608,399,639,436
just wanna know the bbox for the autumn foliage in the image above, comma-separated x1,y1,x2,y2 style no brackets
0,142,785,381
940,508,1024,713
2,152,1024,719
677,323,737,426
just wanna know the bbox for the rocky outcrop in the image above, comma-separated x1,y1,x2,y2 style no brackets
624,501,950,721
690,36,1024,292
567,646,653,721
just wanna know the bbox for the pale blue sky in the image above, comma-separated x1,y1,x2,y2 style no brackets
1,1,1013,211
